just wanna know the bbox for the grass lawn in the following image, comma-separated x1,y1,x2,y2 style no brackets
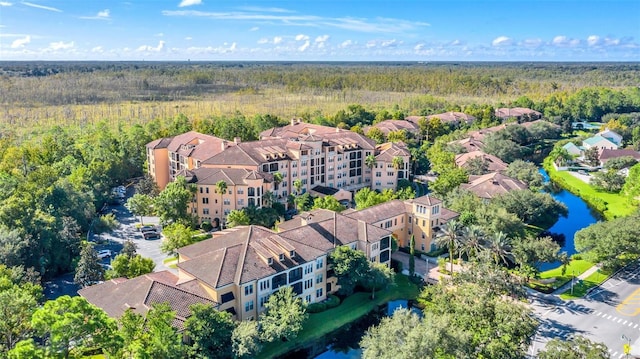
530,260,595,292
162,256,177,264
560,268,611,300
257,274,420,359
544,159,636,220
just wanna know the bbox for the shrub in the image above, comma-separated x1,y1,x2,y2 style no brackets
200,221,213,232
325,294,341,309
306,302,326,313
391,259,403,272
572,254,583,260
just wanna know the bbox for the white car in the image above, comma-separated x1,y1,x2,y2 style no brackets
97,250,112,259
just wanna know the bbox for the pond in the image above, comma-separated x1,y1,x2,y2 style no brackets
310,300,414,359
539,169,601,271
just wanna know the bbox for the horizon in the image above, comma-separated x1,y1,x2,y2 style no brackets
1,0,638,62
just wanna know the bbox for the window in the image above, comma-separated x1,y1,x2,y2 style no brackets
316,288,323,298
304,279,313,290
372,243,378,250
238,199,244,206
244,284,253,296
245,300,254,312
203,208,209,215
305,295,312,303
304,264,313,275
316,273,323,284
289,268,303,283
375,172,381,177
199,187,203,194
205,187,209,194
260,296,269,308
202,197,209,204
224,199,230,205
316,258,323,269
237,188,244,194
221,292,235,304
259,280,270,291
432,205,440,215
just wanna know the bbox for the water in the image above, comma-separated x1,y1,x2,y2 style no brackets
538,169,600,271
313,300,412,358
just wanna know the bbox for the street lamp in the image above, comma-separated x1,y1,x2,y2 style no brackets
571,270,575,295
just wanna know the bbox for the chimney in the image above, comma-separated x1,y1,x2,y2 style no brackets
291,118,301,126
221,141,227,151
234,137,241,144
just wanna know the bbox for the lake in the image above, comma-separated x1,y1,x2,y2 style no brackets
539,169,600,270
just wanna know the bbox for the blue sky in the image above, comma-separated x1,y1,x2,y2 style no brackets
1,0,639,61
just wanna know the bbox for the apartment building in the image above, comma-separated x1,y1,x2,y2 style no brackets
371,142,411,191
146,131,232,190
345,195,458,252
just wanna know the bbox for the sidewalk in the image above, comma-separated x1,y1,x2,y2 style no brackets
551,264,600,295
391,251,461,284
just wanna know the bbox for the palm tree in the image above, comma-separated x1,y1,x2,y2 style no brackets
461,225,485,260
262,190,275,208
392,156,404,171
365,154,377,170
485,231,513,265
216,180,227,225
272,172,283,192
435,219,462,273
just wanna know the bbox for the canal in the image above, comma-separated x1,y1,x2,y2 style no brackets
539,169,601,270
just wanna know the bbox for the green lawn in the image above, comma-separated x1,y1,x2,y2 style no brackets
529,260,595,292
162,256,177,264
543,159,636,220
560,268,611,300
257,274,420,359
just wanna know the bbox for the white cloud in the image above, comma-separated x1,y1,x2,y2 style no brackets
315,35,329,48
552,35,580,47
587,35,600,46
380,39,399,47
10,35,30,48
298,40,310,52
185,36,193,41
91,46,104,53
339,40,353,48
80,9,110,20
21,1,62,12
295,34,309,41
162,10,429,34
136,40,165,52
450,40,462,46
491,36,512,47
522,38,542,47
0,2,13,6
249,26,259,31
414,43,425,51
273,36,283,44
178,0,202,7
366,40,376,48
49,41,74,50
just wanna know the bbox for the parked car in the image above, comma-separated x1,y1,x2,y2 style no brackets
143,232,160,240
97,250,112,259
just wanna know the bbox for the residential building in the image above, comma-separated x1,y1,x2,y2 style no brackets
562,142,582,157
363,120,419,138
461,172,528,200
344,195,458,252
371,142,411,191
597,148,640,167
596,129,623,147
146,131,232,190
582,135,619,150
454,150,508,173
181,167,273,227
495,107,542,122
425,111,476,125
448,137,485,153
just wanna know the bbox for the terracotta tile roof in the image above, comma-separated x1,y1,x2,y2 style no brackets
410,195,443,206
448,137,485,152
364,120,419,136
404,116,424,124
146,137,173,150
461,172,527,199
519,119,560,130
455,150,508,172
184,167,265,186
78,271,216,326
162,131,231,162
598,148,640,162
345,199,409,223
495,107,542,120
375,142,411,161
260,121,347,139
465,124,508,142
426,111,476,124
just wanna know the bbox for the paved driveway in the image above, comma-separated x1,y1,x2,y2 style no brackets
529,261,640,358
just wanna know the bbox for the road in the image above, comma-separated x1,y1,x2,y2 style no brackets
530,261,640,358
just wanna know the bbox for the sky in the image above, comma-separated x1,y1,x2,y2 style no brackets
0,0,639,61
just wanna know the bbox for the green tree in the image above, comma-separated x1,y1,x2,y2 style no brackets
161,222,199,254
0,267,42,354
408,235,416,276
430,168,468,199
185,303,235,359
258,286,308,343
74,242,105,288
134,175,160,197
436,219,462,272
110,253,155,279
145,303,184,359
154,176,194,225
121,239,137,258
272,172,284,192
512,236,560,280
262,191,276,208
603,156,638,170
590,169,626,192
484,231,513,265
29,296,116,358
312,196,346,212
365,154,377,170
232,321,262,358
329,246,371,296
505,159,544,190
114,309,146,359
575,214,640,268
294,193,315,212
125,193,154,225
226,209,251,228
293,179,303,195
391,156,404,171
491,189,568,229
538,336,610,359
366,262,394,300
465,156,489,175
623,163,640,201
583,146,600,167
366,127,385,144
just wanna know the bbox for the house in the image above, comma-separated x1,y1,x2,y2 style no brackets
461,172,528,200
495,107,542,122
425,111,476,125
371,142,411,191
448,137,485,153
582,135,619,150
454,150,508,173
562,142,582,157
464,123,508,142
598,148,640,167
363,120,419,138
597,129,623,147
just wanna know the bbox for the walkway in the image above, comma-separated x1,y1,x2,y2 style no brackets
551,264,600,295
392,251,461,284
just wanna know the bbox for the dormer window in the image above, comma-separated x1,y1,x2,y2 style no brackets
267,257,273,265
290,250,296,258
279,254,285,262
